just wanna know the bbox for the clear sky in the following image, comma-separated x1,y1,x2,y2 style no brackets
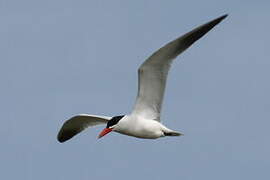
1,0,269,179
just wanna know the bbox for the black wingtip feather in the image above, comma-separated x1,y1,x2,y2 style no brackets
178,14,228,51
57,129,78,143
220,14,228,20
214,14,228,25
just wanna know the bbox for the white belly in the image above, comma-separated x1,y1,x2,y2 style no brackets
113,116,164,139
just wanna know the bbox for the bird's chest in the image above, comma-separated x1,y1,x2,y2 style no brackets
115,119,162,139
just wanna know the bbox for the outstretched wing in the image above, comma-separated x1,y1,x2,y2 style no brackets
132,15,227,121
57,114,111,143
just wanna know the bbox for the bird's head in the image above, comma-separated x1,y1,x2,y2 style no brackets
98,115,124,138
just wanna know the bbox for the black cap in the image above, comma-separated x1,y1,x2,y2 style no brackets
106,115,124,128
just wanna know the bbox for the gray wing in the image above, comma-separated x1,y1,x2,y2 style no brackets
131,14,227,121
57,114,111,142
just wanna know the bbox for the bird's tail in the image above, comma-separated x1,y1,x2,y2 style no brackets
161,125,183,137
164,131,183,136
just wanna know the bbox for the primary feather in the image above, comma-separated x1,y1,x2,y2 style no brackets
131,15,227,121
57,114,111,142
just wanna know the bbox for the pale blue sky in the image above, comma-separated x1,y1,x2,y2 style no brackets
1,0,269,180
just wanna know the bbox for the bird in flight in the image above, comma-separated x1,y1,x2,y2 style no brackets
57,14,227,143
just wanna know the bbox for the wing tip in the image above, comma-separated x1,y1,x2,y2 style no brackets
214,14,228,24
57,134,66,143
57,137,66,143
181,13,228,48
219,14,228,20
205,13,228,29
57,128,77,143
57,132,68,143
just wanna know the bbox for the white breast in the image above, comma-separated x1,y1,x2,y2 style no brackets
113,115,165,139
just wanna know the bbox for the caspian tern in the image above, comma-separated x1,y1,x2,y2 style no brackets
57,14,227,143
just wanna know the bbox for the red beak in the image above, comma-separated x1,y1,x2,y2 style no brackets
98,128,112,139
